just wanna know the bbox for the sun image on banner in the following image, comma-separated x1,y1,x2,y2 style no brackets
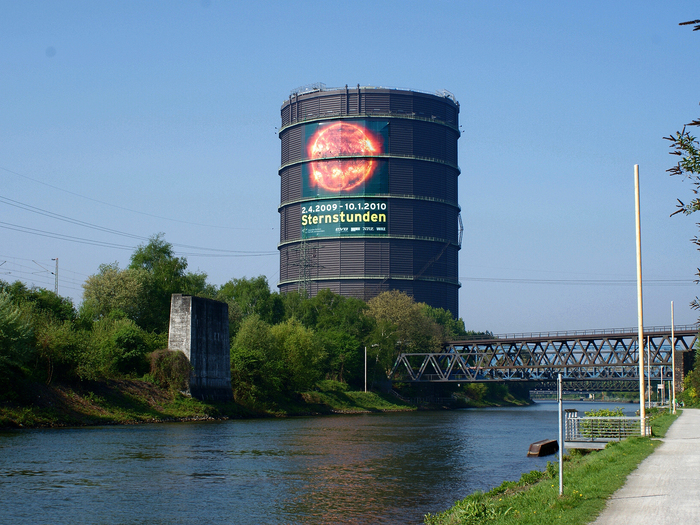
302,120,388,197
301,120,389,238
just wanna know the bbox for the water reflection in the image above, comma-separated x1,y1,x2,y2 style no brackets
0,401,633,524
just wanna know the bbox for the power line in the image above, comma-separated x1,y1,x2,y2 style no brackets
0,221,137,250
0,165,274,232
0,195,277,256
460,276,693,286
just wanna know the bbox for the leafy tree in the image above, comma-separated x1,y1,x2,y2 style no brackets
664,19,700,405
79,318,151,379
217,276,283,325
280,290,306,322
302,290,373,385
0,290,34,386
34,316,86,383
229,315,283,402
1,280,76,321
367,291,443,351
271,318,325,392
421,304,468,340
128,234,213,332
666,20,700,312
666,120,700,311
366,291,443,378
82,262,149,323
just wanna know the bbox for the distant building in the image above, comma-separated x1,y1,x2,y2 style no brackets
278,84,462,315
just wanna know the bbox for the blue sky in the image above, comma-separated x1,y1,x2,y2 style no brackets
2,0,700,334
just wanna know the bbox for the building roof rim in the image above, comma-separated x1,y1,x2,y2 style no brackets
284,84,459,106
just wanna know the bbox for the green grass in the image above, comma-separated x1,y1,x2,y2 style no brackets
0,378,416,429
424,412,679,525
0,379,225,428
300,390,415,413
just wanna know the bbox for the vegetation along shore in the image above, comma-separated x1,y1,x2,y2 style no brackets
424,409,678,525
2,234,529,430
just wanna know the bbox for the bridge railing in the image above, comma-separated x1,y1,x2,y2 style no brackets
490,324,699,341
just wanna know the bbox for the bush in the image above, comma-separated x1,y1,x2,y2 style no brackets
0,291,34,389
148,349,191,391
34,316,86,383
580,407,631,438
112,322,149,375
679,368,700,406
316,379,349,392
82,318,151,379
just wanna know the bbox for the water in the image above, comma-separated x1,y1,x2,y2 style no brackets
0,401,634,524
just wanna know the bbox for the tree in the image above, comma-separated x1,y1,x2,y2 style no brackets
664,19,700,406
217,276,283,325
666,22,700,312
421,304,468,340
33,315,85,383
303,289,372,385
0,290,34,385
271,318,325,392
366,291,443,376
82,262,149,322
229,315,283,402
128,234,212,332
81,318,152,379
1,280,76,321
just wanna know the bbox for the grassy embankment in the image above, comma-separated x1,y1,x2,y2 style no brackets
424,410,678,525
0,379,416,429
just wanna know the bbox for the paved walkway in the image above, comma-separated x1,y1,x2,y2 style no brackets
591,408,700,524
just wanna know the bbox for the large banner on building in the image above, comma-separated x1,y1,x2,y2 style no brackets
301,198,387,238
301,120,388,238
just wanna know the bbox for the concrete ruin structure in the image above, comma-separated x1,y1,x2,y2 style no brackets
167,294,232,401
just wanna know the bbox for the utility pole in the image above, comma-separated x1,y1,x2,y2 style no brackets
51,257,58,295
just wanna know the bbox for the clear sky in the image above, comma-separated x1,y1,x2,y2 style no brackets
2,1,700,334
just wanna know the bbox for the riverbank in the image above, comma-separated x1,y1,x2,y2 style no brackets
0,378,420,429
0,378,537,429
423,410,678,525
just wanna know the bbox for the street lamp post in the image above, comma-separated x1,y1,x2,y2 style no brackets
672,301,677,414
634,165,646,435
558,372,563,496
364,346,367,393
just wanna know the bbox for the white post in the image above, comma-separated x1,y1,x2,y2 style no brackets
558,372,563,496
672,301,676,414
647,336,651,407
634,165,646,434
364,346,367,393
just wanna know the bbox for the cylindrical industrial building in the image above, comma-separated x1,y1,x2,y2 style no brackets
278,84,461,315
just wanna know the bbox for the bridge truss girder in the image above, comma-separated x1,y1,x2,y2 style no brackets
388,329,697,384
531,380,641,392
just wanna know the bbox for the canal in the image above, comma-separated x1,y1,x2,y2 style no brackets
0,401,635,524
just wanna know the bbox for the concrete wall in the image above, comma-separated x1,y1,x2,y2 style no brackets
168,294,232,401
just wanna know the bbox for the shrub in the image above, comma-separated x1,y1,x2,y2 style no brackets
33,316,85,383
581,407,631,438
148,349,191,391
316,379,349,392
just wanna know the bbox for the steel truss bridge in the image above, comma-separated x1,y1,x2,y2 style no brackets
389,325,698,386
